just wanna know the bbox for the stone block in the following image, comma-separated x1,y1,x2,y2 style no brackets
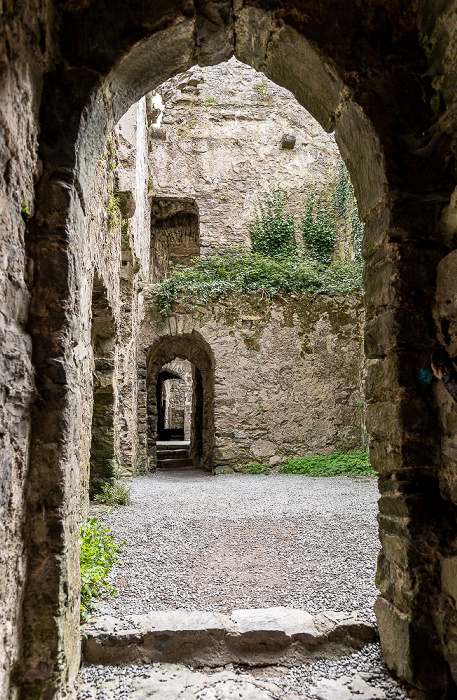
436,250,457,305
374,597,413,681
83,607,376,668
281,134,296,149
442,557,457,605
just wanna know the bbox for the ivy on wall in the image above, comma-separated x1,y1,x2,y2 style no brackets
249,186,297,258
146,162,364,320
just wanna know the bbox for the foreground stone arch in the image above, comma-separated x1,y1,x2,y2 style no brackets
5,1,457,697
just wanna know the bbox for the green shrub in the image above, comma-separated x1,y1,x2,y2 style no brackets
94,481,131,506
301,193,336,266
249,187,297,258
79,517,125,622
148,248,362,321
279,450,374,477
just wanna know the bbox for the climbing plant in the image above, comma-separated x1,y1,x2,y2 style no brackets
146,166,364,321
301,193,336,266
248,187,297,258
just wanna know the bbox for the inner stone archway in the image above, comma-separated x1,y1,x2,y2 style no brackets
10,2,457,698
146,333,214,472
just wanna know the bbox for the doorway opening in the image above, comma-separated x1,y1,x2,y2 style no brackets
146,333,214,471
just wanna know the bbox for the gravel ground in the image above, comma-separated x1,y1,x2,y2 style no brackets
80,471,410,698
76,644,408,699
93,470,379,622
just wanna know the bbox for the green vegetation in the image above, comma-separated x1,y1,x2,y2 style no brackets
107,189,121,232
257,77,268,97
150,249,362,321
241,462,269,474
107,134,117,171
21,199,30,216
79,517,125,622
302,193,336,266
279,450,374,477
94,480,131,506
206,96,218,105
249,187,297,258
147,162,363,321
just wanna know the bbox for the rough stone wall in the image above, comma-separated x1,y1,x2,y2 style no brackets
0,1,51,694
2,1,457,697
76,99,151,495
115,100,150,476
140,294,365,471
149,58,341,257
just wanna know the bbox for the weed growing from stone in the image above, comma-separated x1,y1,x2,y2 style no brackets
79,517,125,622
107,188,121,232
279,450,374,477
240,462,270,474
94,481,131,506
206,96,218,105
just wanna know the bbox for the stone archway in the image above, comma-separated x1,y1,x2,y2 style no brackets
11,2,457,697
145,333,214,472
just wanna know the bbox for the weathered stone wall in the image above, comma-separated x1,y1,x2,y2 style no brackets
0,0,50,693
148,58,341,257
2,2,457,697
139,294,365,471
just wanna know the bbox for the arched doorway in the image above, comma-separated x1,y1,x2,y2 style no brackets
146,333,214,472
15,3,457,697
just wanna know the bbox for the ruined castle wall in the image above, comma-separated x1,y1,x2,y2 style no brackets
139,294,365,470
73,98,151,501
148,59,341,258
0,1,50,692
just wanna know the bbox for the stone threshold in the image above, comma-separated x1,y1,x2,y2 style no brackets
83,607,376,668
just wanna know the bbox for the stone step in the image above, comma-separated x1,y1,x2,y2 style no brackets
157,441,190,450
157,460,194,469
156,449,189,458
83,607,376,668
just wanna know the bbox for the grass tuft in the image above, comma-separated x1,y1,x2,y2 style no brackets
94,481,131,506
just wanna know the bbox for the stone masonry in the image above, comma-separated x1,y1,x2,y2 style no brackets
2,2,457,698
140,293,365,472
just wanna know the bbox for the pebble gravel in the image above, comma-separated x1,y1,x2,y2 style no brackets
80,470,410,698
94,470,380,623
76,645,408,699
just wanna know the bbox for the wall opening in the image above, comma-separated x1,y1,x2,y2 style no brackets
17,1,457,694
150,197,200,282
156,361,193,442
146,333,214,471
89,274,116,496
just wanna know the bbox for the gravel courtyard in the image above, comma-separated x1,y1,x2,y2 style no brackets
94,470,380,622
80,471,411,699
